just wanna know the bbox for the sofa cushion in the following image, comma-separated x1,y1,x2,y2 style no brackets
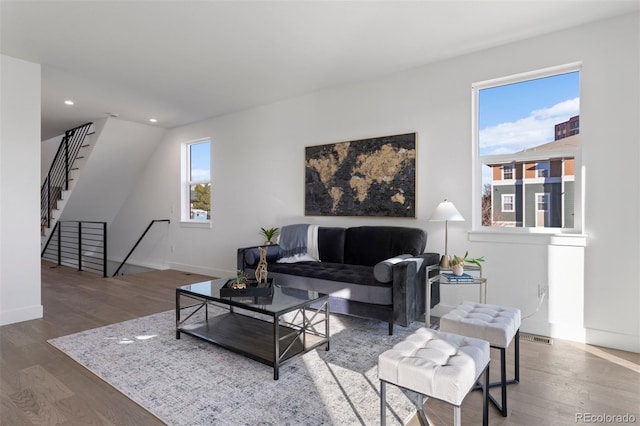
264,262,392,305
317,227,346,263
344,226,427,266
268,262,380,285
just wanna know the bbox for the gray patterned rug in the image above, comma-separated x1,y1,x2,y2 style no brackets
48,306,424,425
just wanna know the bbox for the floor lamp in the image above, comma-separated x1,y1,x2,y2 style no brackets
429,200,464,268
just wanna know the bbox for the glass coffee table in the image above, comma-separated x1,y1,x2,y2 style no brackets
176,278,330,380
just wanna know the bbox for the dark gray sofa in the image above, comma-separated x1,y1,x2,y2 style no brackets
237,225,440,334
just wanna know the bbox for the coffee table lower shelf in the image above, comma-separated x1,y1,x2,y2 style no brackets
177,312,328,379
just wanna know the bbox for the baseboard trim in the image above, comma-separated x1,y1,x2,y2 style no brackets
0,304,43,326
168,261,231,279
584,328,640,353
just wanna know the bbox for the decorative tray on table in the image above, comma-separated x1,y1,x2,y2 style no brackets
220,278,274,298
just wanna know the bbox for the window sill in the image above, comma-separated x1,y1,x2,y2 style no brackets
180,220,212,229
468,229,587,247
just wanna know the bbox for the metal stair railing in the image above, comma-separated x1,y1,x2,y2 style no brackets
41,221,108,277
41,122,93,230
113,219,170,276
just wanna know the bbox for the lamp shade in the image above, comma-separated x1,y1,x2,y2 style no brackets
429,200,464,222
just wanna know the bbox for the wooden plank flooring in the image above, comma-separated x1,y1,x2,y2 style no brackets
1,261,215,426
1,261,639,425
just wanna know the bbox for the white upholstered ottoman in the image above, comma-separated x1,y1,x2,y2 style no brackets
439,301,521,417
378,327,490,426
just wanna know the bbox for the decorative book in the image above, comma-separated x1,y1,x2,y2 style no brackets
442,273,476,282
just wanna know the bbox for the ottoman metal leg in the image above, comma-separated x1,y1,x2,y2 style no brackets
483,363,490,426
487,329,520,417
380,380,386,426
415,394,428,425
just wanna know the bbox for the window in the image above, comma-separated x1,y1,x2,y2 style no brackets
473,63,581,231
181,139,211,223
502,194,515,212
536,193,549,211
535,193,550,227
502,164,514,180
536,161,549,178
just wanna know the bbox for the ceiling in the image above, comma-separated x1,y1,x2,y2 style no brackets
1,1,638,140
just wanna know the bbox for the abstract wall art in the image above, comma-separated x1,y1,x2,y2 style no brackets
305,133,416,217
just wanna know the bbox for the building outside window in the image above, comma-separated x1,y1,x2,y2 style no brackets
473,64,580,230
181,139,211,223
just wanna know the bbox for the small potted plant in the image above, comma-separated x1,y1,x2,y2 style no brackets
259,227,279,245
451,251,485,276
231,269,248,289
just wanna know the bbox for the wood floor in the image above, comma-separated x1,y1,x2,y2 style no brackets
1,261,639,425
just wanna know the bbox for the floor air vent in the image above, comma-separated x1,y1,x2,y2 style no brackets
520,333,552,345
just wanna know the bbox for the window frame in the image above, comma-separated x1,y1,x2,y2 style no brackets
502,164,514,180
536,161,550,178
471,62,584,237
502,194,515,212
180,138,212,227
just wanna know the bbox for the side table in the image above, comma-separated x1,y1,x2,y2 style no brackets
425,264,487,328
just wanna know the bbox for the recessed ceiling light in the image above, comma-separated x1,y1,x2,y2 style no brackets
64,100,74,105
149,118,157,123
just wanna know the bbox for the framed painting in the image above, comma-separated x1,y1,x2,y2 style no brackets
305,133,416,217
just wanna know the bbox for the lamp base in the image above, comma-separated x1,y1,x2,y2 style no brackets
439,255,450,268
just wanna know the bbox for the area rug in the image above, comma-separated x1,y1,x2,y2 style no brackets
48,306,425,425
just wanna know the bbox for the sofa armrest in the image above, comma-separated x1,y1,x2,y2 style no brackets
391,260,418,327
237,244,281,271
391,253,440,326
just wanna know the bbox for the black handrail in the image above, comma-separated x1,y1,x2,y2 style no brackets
41,221,108,277
41,122,93,230
113,219,170,276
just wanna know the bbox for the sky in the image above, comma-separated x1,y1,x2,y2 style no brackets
190,140,211,182
479,71,580,156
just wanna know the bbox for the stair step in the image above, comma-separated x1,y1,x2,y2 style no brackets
81,144,90,148
76,156,84,159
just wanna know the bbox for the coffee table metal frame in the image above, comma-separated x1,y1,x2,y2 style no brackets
176,279,330,380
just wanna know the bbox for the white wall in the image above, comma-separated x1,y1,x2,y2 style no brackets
60,118,166,223
108,13,639,351
0,55,43,325
41,134,63,181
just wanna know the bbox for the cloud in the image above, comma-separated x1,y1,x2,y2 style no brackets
191,169,210,181
480,97,579,155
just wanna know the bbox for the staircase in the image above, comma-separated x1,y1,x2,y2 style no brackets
41,122,95,247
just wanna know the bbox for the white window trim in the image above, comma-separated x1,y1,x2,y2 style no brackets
502,164,514,180
501,194,515,212
471,62,585,242
180,138,212,228
535,192,550,227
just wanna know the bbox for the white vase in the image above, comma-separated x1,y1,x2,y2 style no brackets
452,264,464,276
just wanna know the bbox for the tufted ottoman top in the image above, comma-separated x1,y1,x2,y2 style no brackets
440,301,521,348
378,328,489,405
